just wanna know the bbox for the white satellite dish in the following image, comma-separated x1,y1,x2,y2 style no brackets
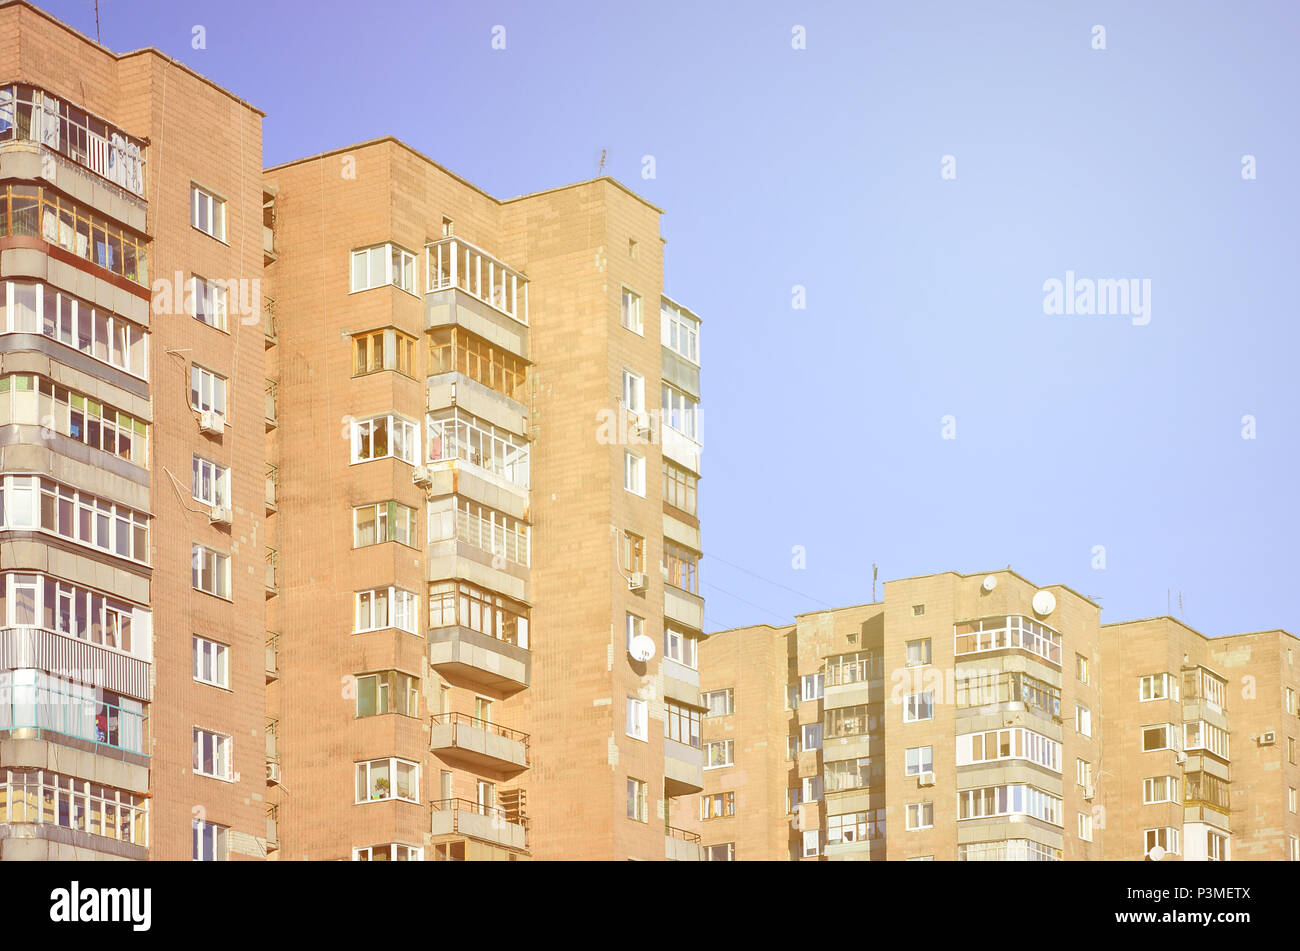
1146,845,1165,862
981,575,997,592
1031,590,1057,616
629,634,655,663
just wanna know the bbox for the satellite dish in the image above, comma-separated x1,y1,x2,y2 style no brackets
1146,845,1165,862
629,634,655,663
1031,590,1057,616
981,575,997,592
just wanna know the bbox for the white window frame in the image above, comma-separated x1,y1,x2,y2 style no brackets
906,802,934,830
905,638,931,667
352,844,424,861
660,301,699,364
192,727,231,780
801,722,823,751
624,450,645,497
192,819,228,861
355,757,420,803
1141,723,1178,753
903,691,935,723
1144,827,1180,856
354,586,420,635
192,635,229,688
190,365,227,417
663,628,697,669
190,184,226,242
801,673,824,702
621,368,645,414
1139,672,1179,702
1075,703,1092,737
351,243,417,294
190,275,228,331
905,746,933,776
191,544,231,599
705,739,734,769
1078,812,1094,842
1142,776,1179,804
351,414,419,465
192,455,230,508
620,287,643,335
625,697,648,741
703,688,734,717
801,829,820,857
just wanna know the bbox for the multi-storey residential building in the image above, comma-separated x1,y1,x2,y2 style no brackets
0,0,269,860
261,137,706,860
701,569,1107,861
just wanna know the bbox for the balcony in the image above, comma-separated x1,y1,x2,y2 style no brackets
265,549,279,597
266,804,280,853
661,423,702,475
265,633,280,683
263,187,277,265
264,379,278,430
429,625,530,694
430,797,528,851
664,738,704,796
265,463,279,514
429,713,529,773
265,717,279,786
426,237,528,325
263,296,278,347
665,826,702,861
664,585,705,634
0,678,148,759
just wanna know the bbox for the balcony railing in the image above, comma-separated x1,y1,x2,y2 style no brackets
0,184,149,285
666,825,701,844
264,379,278,428
425,237,528,325
0,681,147,755
426,408,529,490
0,83,147,197
453,507,529,568
265,549,279,595
265,632,280,682
263,297,278,345
430,712,529,757
265,463,279,513
430,796,529,849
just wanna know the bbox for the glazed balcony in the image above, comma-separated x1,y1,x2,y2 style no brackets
429,713,529,773
425,237,528,326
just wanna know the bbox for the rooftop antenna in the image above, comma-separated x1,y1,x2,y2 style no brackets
94,0,101,43
872,563,878,602
597,149,607,176
1178,592,1184,620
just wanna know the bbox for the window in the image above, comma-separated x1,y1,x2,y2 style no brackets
0,281,148,378
624,451,645,496
905,638,931,667
953,615,1062,665
802,723,823,751
626,778,648,821
703,843,734,861
662,461,698,515
624,613,644,652
353,844,423,861
1142,776,1179,804
354,327,417,377
190,184,226,241
353,501,418,548
428,326,526,399
351,243,417,294
660,300,699,363
0,475,149,563
1078,812,1094,842
355,586,419,635
825,705,875,738
906,802,934,830
905,746,933,776
1185,772,1230,810
622,530,644,574
824,756,875,793
957,728,1060,771
705,739,733,769
1076,759,1093,788
826,651,882,686
1184,720,1230,759
351,414,419,465
0,184,148,283
1144,827,1180,856
192,728,231,780
356,671,420,718
660,383,698,439
0,374,149,466
621,369,645,414
192,636,228,688
625,697,648,741
786,685,800,710
427,408,529,486
957,670,1061,717
700,792,735,820
191,276,228,331
428,580,527,646
620,287,642,334
787,735,801,760
664,701,701,748
1291,737,1297,765
703,689,734,717
1076,654,1089,684
189,365,226,417
427,497,529,567
356,758,419,803
959,840,1060,862
801,830,821,858
1140,673,1179,702
1206,831,1227,862
662,541,698,594
1141,724,1177,752
1290,787,1297,814
663,628,697,668
903,691,935,723
827,809,886,845
958,785,1062,826
1288,687,1297,715
1,770,148,845
0,573,148,658
1075,704,1092,737
193,819,227,861
794,674,822,704
191,544,230,599
192,456,229,508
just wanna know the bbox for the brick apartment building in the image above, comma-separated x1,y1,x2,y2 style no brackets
697,569,1300,862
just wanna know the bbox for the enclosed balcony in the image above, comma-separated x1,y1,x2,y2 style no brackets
430,797,528,852
426,237,528,325
429,713,529,773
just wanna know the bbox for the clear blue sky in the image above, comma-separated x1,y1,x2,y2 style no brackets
47,0,1300,637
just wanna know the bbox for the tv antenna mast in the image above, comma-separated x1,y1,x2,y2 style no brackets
94,0,102,43
597,149,607,176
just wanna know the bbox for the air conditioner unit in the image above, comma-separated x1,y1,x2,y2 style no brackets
631,413,653,440
627,572,647,593
1083,784,1096,802
917,771,935,788
199,410,225,435
1260,731,1277,746
412,465,433,488
266,761,281,784
209,505,232,526
1174,751,1187,764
